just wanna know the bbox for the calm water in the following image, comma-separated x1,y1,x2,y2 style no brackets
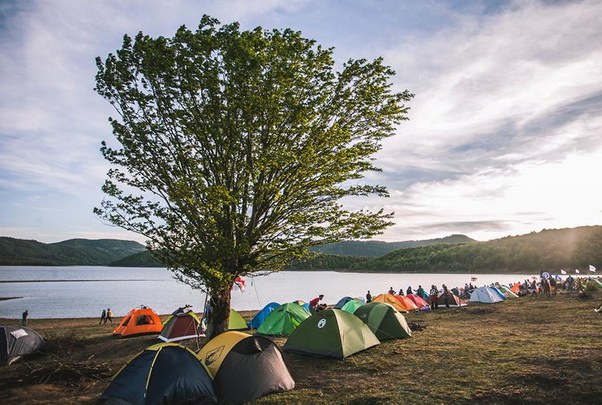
0,266,537,319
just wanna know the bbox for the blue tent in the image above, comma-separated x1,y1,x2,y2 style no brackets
248,302,280,329
334,296,354,309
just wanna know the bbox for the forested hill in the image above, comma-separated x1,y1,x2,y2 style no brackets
0,237,145,266
310,234,475,257
291,226,602,273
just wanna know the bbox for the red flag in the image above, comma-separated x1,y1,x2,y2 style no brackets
232,276,246,292
471,277,478,282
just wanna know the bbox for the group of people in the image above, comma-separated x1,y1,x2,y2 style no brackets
99,308,113,324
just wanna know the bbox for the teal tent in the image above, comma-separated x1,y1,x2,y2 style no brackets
353,302,412,341
283,309,380,358
257,303,310,336
340,299,364,314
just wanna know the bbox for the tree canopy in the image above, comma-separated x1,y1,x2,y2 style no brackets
94,16,412,335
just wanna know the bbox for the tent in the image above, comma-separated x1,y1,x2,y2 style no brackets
283,309,380,358
470,287,505,304
0,325,44,365
395,295,420,311
229,309,249,331
372,293,408,312
100,343,217,405
496,285,519,299
335,296,364,309
198,331,294,404
439,292,466,307
159,311,202,342
292,300,310,311
257,302,310,336
248,302,280,329
113,307,163,338
353,303,412,341
406,294,430,309
341,298,364,314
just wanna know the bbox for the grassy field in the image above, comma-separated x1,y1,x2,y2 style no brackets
1,289,601,405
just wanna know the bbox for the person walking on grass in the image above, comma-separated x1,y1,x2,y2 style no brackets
106,308,113,323
99,309,106,324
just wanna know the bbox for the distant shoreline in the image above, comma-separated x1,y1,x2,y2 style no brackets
0,296,21,301
0,279,158,283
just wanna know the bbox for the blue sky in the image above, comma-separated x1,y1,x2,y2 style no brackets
1,0,601,244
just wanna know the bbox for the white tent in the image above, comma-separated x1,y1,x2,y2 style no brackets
470,287,505,304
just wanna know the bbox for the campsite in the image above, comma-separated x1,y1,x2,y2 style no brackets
1,287,601,405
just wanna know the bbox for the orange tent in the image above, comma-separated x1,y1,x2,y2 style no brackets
395,295,419,311
113,307,163,338
511,282,521,294
372,294,408,312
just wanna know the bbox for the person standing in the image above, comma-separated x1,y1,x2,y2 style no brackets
99,309,106,324
366,290,372,303
429,285,439,309
406,286,413,296
106,308,113,323
22,309,28,326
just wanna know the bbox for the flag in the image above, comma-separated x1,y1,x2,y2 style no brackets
471,276,478,282
560,269,566,275
232,276,246,292
575,269,580,274
589,265,596,272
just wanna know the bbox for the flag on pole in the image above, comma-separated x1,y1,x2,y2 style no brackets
575,269,580,274
589,265,596,272
232,276,246,292
471,276,478,282
560,269,566,275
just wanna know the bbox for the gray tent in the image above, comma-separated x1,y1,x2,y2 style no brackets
0,325,44,365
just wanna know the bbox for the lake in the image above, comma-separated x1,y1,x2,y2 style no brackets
0,266,538,319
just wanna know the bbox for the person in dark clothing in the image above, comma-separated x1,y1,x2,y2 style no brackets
22,310,29,326
406,286,413,295
99,309,106,324
366,291,372,303
106,308,113,323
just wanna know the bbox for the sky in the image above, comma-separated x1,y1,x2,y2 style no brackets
1,0,601,245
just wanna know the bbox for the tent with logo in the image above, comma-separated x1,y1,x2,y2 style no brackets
0,325,44,365
248,302,280,329
353,303,412,341
371,293,408,312
470,287,505,304
341,298,364,314
159,311,203,342
228,309,249,331
257,302,310,336
283,309,380,358
198,331,294,404
113,307,163,338
100,343,217,405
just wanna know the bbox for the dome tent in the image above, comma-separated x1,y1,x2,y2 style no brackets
257,302,310,336
353,302,412,341
248,302,280,329
113,307,163,338
158,311,202,342
0,325,44,365
283,309,380,359
198,331,294,404
470,287,505,304
100,343,217,405
341,298,364,314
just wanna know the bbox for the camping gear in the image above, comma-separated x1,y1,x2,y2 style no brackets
497,285,519,298
100,343,217,405
113,307,163,337
248,302,280,329
0,325,44,365
283,308,380,358
371,293,408,312
257,302,310,336
340,298,364,314
198,331,294,404
470,287,505,304
395,294,420,311
159,311,202,342
228,309,249,331
353,303,412,341
406,294,430,309
335,296,362,309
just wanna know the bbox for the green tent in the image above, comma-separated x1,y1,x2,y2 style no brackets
229,309,248,331
283,309,380,358
353,302,412,341
257,303,310,336
341,299,364,314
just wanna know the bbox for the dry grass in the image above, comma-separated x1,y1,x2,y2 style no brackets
1,290,601,404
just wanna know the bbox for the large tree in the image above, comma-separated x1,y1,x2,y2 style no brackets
94,16,413,337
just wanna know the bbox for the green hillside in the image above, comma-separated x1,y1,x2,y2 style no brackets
109,250,165,267
0,237,146,266
310,234,475,257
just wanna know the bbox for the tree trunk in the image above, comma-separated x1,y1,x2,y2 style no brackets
206,287,231,339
